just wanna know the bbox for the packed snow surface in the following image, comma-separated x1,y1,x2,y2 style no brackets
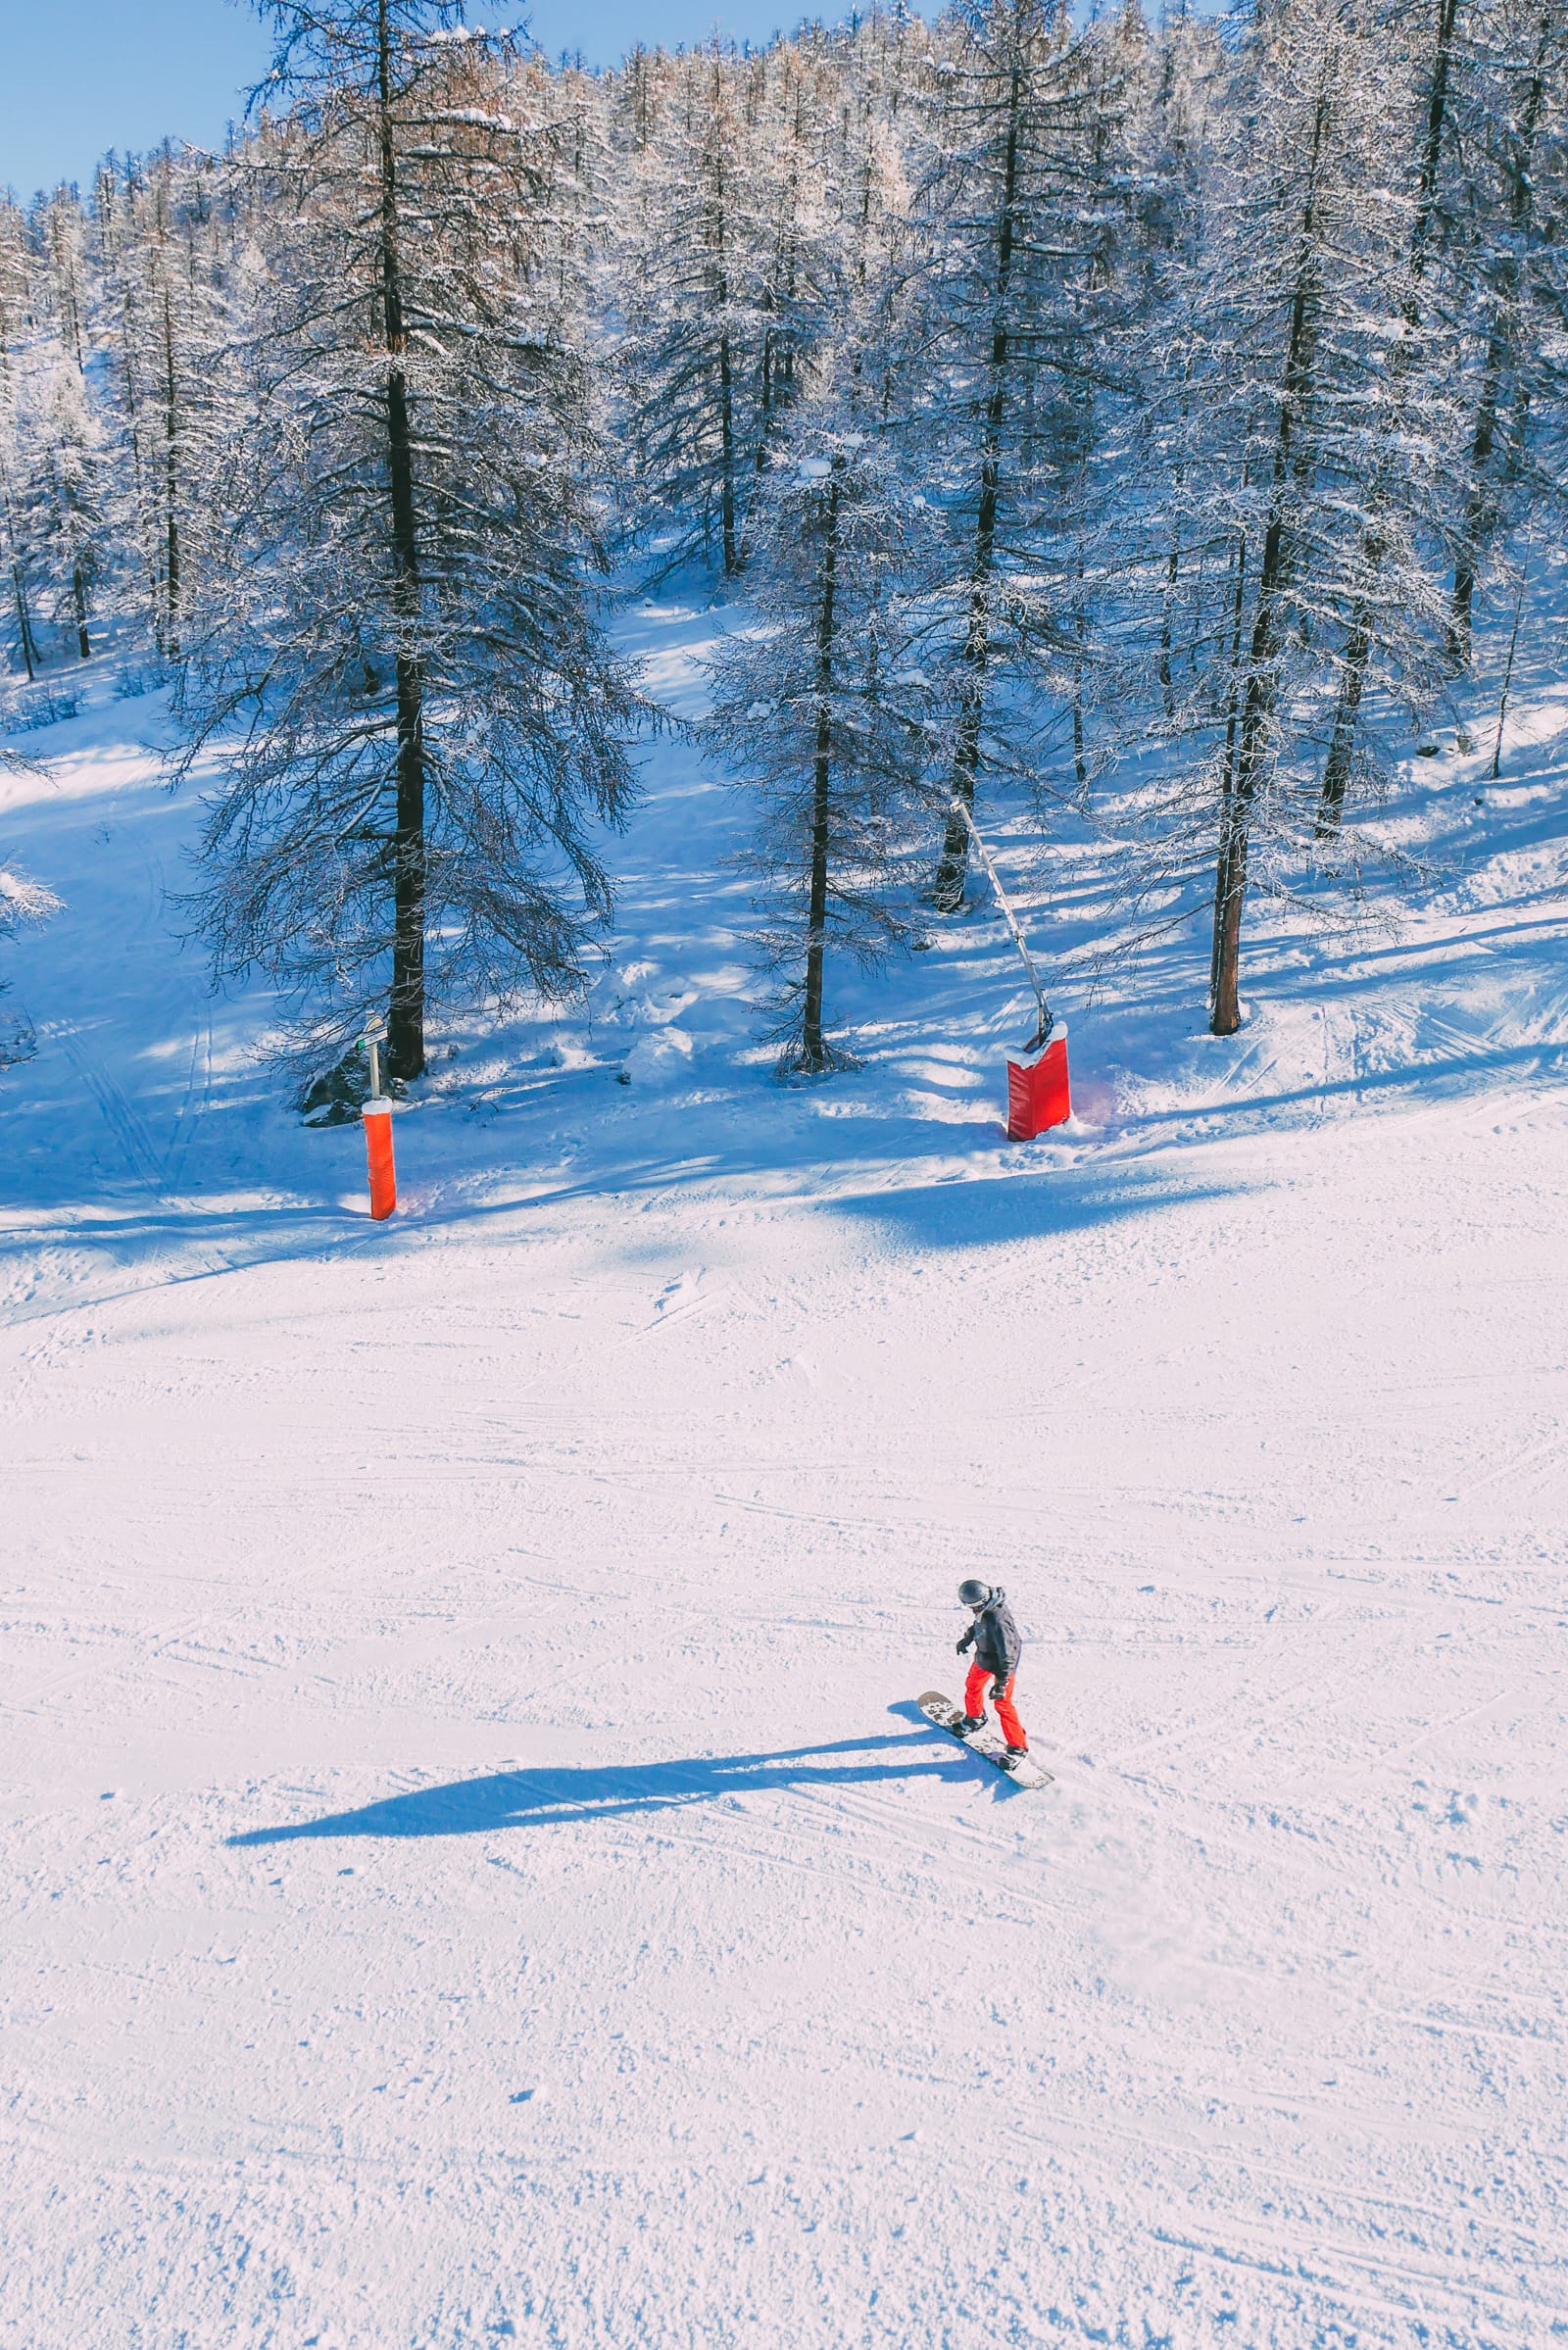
2,604,1566,2348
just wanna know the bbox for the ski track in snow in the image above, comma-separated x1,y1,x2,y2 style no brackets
1,608,1566,2347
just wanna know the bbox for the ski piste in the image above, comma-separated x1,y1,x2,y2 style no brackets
918,1691,1054,1788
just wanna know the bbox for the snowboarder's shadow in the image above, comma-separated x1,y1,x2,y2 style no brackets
227,1721,998,1847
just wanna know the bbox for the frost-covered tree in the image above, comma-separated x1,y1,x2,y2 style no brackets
1445,0,1568,665
36,189,90,374
1105,0,1455,1033
0,201,43,680
27,351,109,660
0,737,57,1065
92,148,232,661
0,190,115,669
504,49,614,318
170,0,640,1087
749,41,842,471
614,45,771,575
706,373,936,1071
1309,0,1466,837
902,0,1135,909
612,34,853,577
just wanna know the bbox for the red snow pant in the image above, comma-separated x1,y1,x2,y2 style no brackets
966,1662,1027,1749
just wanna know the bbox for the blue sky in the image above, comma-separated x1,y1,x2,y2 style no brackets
0,0,852,203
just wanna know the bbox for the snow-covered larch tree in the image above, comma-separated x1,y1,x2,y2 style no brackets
904,0,1134,910
170,0,640,1091
1309,0,1473,838
0,190,115,671
1445,0,1568,667
1106,0,1453,1032
706,370,936,1073
748,40,842,475
0,740,58,1065
22,320,111,662
93,147,232,662
0,200,43,680
613,44,772,577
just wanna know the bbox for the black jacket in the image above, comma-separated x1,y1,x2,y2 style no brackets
959,1590,1021,1679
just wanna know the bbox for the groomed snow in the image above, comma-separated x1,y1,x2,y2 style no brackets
2,605,1566,2348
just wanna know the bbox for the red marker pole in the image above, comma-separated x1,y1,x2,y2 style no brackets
361,1017,396,1220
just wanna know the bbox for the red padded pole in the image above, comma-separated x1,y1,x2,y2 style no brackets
364,1099,396,1220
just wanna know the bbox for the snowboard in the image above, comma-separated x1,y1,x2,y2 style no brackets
918,1690,1054,1788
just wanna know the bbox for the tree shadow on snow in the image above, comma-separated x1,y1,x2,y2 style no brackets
225,1722,1011,1847
826,1162,1240,1250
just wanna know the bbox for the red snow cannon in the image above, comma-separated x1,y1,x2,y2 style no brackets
1005,1024,1070,1141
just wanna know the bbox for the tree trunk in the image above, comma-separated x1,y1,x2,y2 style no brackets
1448,7,1548,669
10,561,36,679
1209,781,1250,1036
1315,0,1459,830
73,558,90,660
757,325,773,465
2,464,37,679
1211,567,1283,1036
801,478,841,1072
781,232,797,403
1158,377,1193,722
377,0,426,1083
1157,532,1179,719
1210,525,1249,1007
1316,610,1366,836
1491,551,1527,776
106,212,157,653
933,59,1021,914
1071,482,1090,789
717,318,738,575
1072,596,1088,791
1449,334,1504,669
708,78,740,579
161,287,181,661
1210,86,1329,1034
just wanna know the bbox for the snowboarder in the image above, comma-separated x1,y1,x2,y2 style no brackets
954,1579,1028,1754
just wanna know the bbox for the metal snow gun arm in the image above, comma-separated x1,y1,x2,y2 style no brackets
948,798,1054,1054
946,801,1071,1140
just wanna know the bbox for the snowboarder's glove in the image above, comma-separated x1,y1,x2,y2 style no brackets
956,1629,974,1654
992,1677,1010,1701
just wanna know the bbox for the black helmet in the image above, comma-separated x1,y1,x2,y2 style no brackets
958,1579,993,1608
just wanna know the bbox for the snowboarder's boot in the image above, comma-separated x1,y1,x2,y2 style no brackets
1004,1743,1029,1758
954,1715,984,1738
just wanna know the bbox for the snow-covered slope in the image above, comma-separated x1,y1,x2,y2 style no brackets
2,608,1566,2348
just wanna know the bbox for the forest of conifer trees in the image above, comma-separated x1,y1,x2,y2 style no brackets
1,0,1563,1083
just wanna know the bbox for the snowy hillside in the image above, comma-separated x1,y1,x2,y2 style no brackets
2,601,1567,2350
